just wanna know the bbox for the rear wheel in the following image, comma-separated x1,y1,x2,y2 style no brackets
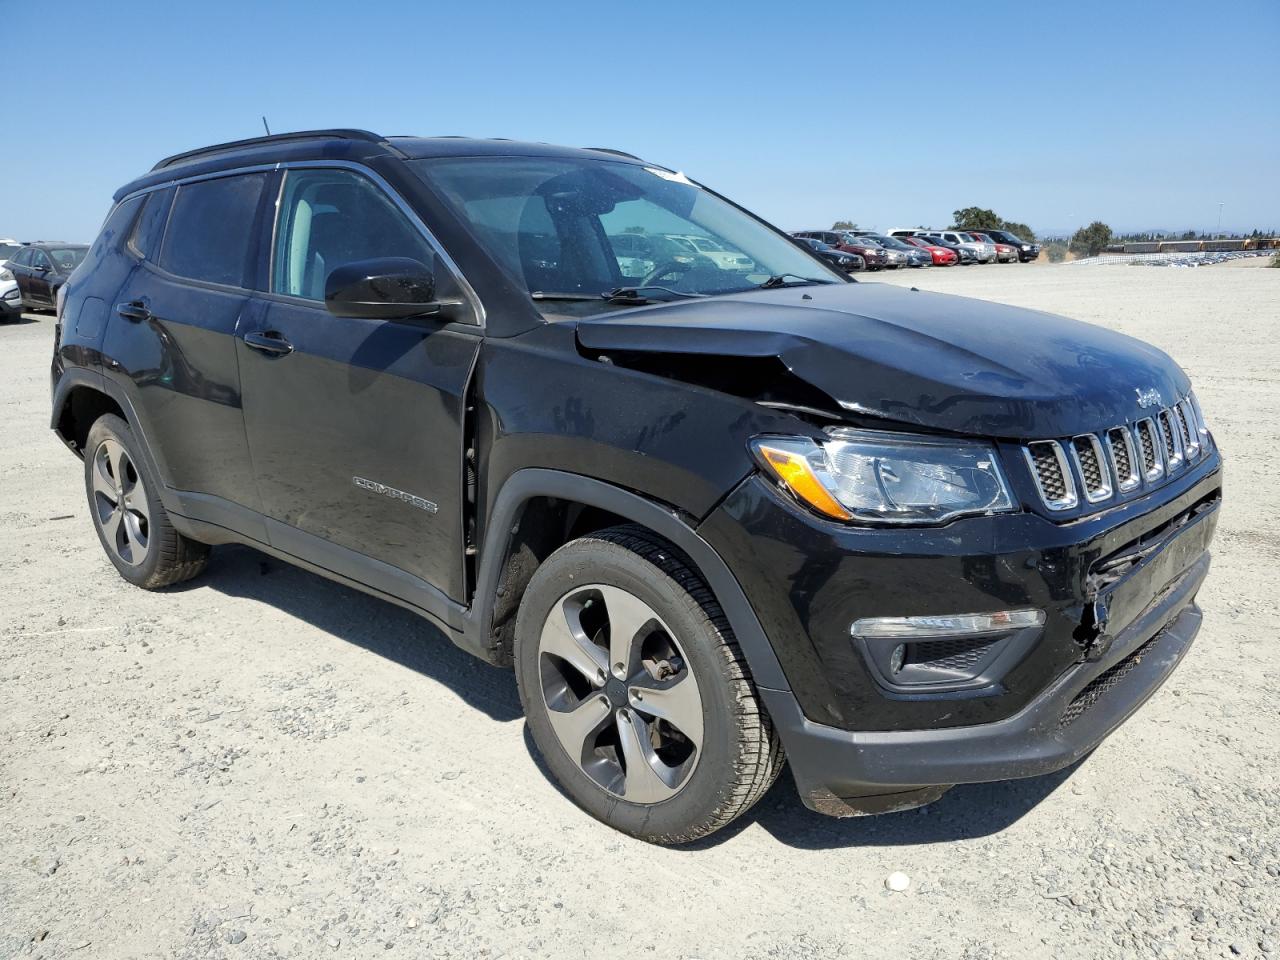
84,414,209,589
515,525,784,844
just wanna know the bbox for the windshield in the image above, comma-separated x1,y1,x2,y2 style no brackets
863,234,910,250
412,156,843,312
0,243,20,261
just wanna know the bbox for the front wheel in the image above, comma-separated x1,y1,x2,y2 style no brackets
515,525,784,844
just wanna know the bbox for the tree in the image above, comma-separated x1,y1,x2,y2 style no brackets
1001,221,1036,242
1070,221,1113,257
952,207,1003,231
831,220,859,231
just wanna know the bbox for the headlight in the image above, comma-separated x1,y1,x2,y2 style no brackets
752,429,1015,524
1021,244,1030,250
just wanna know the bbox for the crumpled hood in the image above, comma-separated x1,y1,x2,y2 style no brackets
574,282,1190,440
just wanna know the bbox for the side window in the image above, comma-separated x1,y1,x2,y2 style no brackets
160,174,267,287
12,248,32,267
80,196,144,274
271,168,464,309
31,250,52,271
129,188,174,261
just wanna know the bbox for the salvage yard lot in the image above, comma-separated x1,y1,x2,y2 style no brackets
2,264,1277,959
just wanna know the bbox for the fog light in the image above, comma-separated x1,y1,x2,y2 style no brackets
851,609,1045,639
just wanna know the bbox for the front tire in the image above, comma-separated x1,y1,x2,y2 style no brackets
515,525,784,844
84,414,209,589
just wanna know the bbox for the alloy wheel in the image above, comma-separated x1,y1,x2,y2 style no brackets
90,438,151,566
537,584,704,804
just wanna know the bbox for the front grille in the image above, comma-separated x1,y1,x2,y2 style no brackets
1059,636,1157,727
1107,428,1140,492
1022,396,1207,515
1136,419,1163,481
1024,441,1077,510
1176,400,1200,459
1158,409,1183,470
1071,435,1112,502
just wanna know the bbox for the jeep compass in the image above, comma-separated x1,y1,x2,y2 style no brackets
51,129,1222,843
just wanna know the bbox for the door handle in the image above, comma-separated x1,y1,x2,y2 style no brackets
116,301,151,322
241,330,294,356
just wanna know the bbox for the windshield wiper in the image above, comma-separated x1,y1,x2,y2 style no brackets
603,286,708,304
757,274,834,289
530,291,602,301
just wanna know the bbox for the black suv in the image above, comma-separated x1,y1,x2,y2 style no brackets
52,130,1222,843
979,228,1041,262
9,241,89,310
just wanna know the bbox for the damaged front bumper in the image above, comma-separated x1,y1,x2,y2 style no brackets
698,449,1222,816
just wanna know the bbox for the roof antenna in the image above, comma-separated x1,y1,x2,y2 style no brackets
261,116,272,136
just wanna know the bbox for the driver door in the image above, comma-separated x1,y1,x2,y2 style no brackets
237,167,481,603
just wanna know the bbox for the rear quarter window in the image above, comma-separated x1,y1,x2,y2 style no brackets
129,188,174,261
160,174,267,287
78,196,144,275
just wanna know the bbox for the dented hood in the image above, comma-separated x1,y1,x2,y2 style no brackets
574,282,1190,440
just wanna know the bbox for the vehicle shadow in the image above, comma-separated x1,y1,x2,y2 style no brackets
181,544,1082,850
183,543,523,723
702,760,1084,850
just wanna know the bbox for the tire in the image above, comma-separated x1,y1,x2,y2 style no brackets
83,413,209,589
514,525,784,843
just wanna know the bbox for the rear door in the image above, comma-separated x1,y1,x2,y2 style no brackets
104,173,268,521
237,166,481,602
9,248,33,300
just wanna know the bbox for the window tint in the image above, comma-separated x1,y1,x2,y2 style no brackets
271,168,462,307
160,174,267,287
11,248,32,267
31,250,52,270
80,197,144,274
130,188,173,260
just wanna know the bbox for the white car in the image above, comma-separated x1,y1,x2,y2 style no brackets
665,234,755,271
0,239,23,321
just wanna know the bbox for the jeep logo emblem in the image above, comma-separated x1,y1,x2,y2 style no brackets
1134,387,1162,409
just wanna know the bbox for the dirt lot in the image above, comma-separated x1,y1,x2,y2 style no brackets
2,264,1277,960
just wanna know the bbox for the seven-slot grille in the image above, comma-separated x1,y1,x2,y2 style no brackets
1021,396,1210,513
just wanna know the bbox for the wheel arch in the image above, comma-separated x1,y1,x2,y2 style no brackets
52,371,126,457
466,468,790,693
52,368,172,499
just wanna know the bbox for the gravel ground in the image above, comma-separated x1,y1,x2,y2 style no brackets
2,263,1277,960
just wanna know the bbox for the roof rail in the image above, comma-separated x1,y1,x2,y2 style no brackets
583,146,642,161
152,128,396,171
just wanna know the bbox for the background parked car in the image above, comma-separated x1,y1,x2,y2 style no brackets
896,232,977,265
921,230,996,263
7,242,89,310
792,231,889,270
856,233,931,268
967,231,1017,262
665,234,755,272
793,236,865,272
979,228,1041,262
899,234,958,265
0,240,23,321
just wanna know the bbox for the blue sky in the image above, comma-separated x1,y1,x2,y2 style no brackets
4,0,1276,241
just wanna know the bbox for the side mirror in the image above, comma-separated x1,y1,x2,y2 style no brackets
324,257,459,321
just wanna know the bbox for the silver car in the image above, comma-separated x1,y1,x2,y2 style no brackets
924,230,996,263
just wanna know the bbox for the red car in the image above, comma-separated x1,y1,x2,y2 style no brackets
902,235,958,266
